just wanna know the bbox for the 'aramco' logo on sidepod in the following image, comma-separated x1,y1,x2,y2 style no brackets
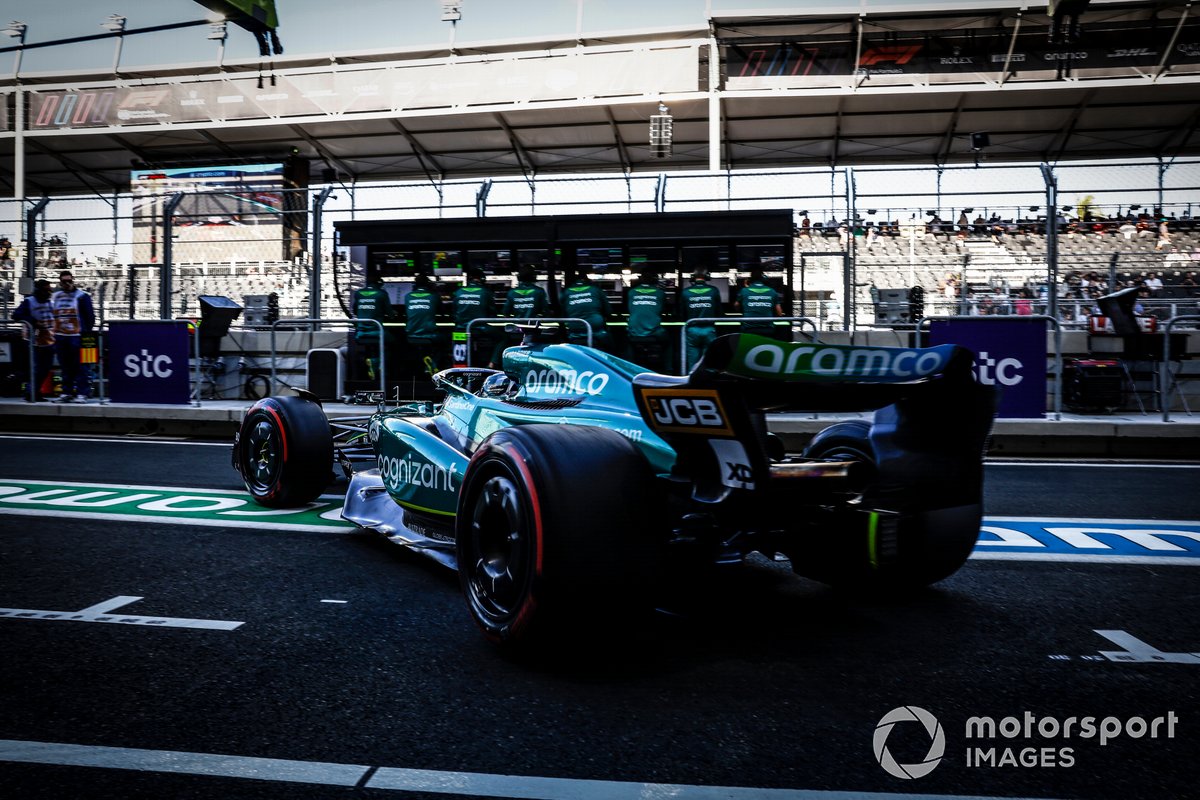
873,706,946,779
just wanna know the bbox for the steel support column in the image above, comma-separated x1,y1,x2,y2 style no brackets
310,186,334,326
1040,164,1058,324
160,192,184,320
24,196,49,282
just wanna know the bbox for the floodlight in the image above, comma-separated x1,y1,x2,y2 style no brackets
650,103,673,159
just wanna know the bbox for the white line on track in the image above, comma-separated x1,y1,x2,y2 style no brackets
0,433,229,446
971,552,1200,566
0,739,1061,800
0,595,244,629
986,460,1200,468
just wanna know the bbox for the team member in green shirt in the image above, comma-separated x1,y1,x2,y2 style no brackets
562,268,613,352
625,270,668,371
735,268,784,338
494,266,550,367
503,266,550,320
681,268,723,371
404,273,444,374
452,267,496,367
351,276,399,381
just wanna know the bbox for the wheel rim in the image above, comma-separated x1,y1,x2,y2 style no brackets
465,473,531,623
245,418,282,494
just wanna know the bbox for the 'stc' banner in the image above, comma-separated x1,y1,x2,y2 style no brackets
929,318,1047,418
105,321,191,404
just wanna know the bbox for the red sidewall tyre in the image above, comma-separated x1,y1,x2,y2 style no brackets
455,424,659,648
236,395,333,508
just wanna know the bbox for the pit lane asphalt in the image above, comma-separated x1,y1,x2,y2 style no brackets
1,435,1197,800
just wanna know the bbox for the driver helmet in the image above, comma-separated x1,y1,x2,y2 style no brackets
481,372,518,398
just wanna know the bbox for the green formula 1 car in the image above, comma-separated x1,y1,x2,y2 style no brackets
233,327,997,647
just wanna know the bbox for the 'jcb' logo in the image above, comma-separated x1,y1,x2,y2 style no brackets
859,45,922,66
642,389,733,436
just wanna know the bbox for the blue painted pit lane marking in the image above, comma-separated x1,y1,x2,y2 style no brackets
0,739,1062,800
973,517,1200,565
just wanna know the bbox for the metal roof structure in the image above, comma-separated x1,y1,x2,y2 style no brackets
1,1,1197,198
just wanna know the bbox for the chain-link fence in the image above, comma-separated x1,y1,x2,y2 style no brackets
2,159,1198,331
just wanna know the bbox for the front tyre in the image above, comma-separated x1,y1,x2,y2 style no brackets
234,395,333,507
456,425,658,648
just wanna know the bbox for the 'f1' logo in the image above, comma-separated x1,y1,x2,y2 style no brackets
859,45,923,66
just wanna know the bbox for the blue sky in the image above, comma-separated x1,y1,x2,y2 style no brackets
2,0,744,75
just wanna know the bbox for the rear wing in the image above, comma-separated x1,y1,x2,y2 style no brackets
680,333,980,412
631,334,996,504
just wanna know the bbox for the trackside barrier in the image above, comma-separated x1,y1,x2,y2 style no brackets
679,317,821,374
465,318,594,366
270,318,385,398
95,320,201,407
1161,315,1200,423
917,315,1063,420
0,320,36,401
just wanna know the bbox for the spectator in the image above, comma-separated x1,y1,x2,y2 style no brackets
12,279,56,402
836,220,849,250
1014,289,1033,316
1118,220,1137,240
1134,288,1149,316
798,213,811,237
1156,218,1171,250
680,268,723,371
50,271,95,403
1143,272,1164,295
735,268,783,338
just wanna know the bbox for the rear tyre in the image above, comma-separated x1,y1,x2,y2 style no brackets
802,420,873,464
797,420,979,590
235,395,333,508
456,424,658,649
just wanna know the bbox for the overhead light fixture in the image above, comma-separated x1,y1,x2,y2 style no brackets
1029,206,1039,212
208,20,228,41
440,1,463,22
650,102,673,159
963,208,975,214
2,20,26,39
100,14,126,33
